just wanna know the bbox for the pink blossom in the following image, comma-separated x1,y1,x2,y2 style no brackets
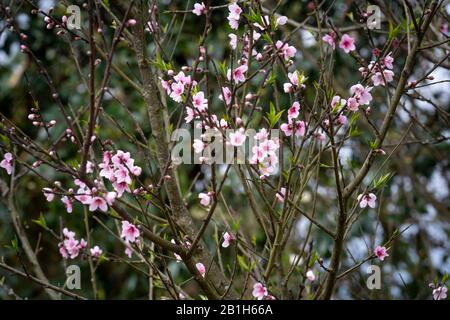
288,101,300,121
219,87,232,105
105,191,117,206
193,139,205,154
383,52,394,69
322,33,336,50
196,262,206,277
294,120,306,137
169,81,184,102
228,17,239,30
227,3,242,31
433,286,448,300
59,244,69,259
75,186,92,205
255,128,268,141
192,2,206,16
126,19,137,27
251,146,265,163
99,163,115,181
89,196,108,212
222,232,234,248
63,228,75,239
85,161,95,174
228,3,242,20
112,181,131,197
61,196,73,213
90,245,103,258
350,84,372,105
121,220,140,243
260,139,278,156
114,166,131,184
192,91,208,112
79,238,87,249
440,23,449,36
125,246,133,258
43,188,55,202
171,239,183,262
276,187,286,203
227,65,248,83
339,34,356,53
131,165,142,176
276,16,288,26
252,282,268,300
229,130,246,146
275,40,296,60
63,237,80,259
280,122,293,136
357,193,377,208
331,95,346,110
160,78,171,94
198,192,211,207
0,152,13,175
306,269,316,281
336,115,347,125
284,71,301,92
173,71,191,85
185,107,195,123
228,34,237,50
371,70,394,86
347,97,359,112
374,246,389,261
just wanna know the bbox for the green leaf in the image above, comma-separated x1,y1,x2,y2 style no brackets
265,102,284,128
237,255,249,271
32,212,47,229
5,237,19,251
245,8,262,24
232,218,241,232
308,251,319,268
261,32,273,44
373,172,394,189
265,71,277,86
368,139,378,150
388,21,400,40
218,60,228,78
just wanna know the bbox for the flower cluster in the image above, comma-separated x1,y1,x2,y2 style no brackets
58,228,102,259
283,70,307,93
347,84,373,112
280,102,307,138
250,128,280,178
227,3,242,30
0,152,13,175
360,52,395,87
121,220,140,258
43,150,142,214
161,70,196,104
275,40,297,61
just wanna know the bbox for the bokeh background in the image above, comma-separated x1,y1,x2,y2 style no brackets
0,0,449,299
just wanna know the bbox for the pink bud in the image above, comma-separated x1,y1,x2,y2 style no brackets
126,19,137,27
